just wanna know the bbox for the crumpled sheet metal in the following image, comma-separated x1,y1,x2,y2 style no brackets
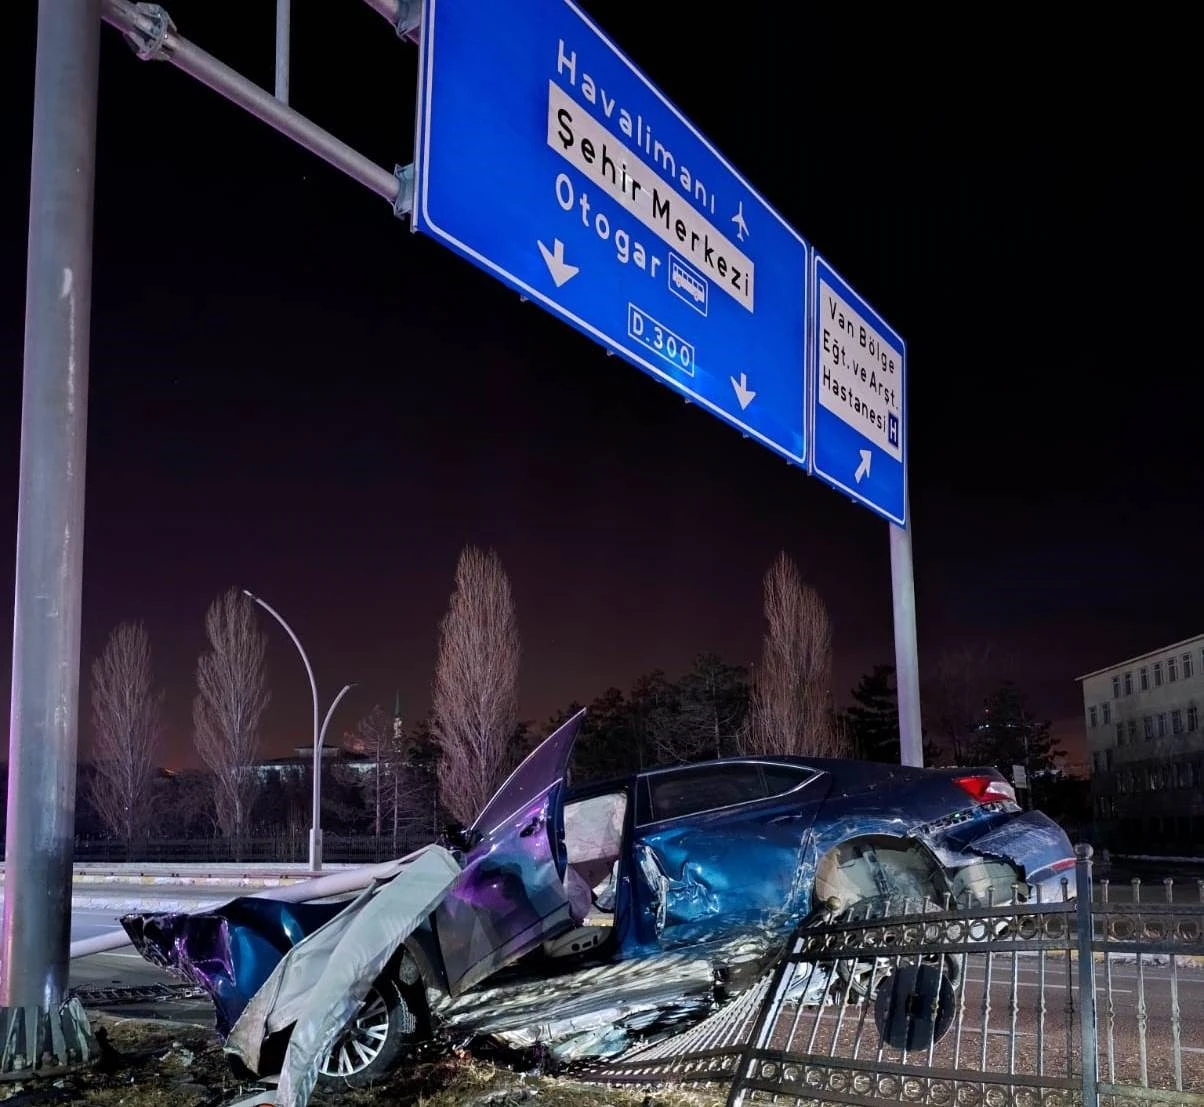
633,827,809,951
251,845,460,1107
120,904,308,1039
918,808,1074,898
433,933,775,1061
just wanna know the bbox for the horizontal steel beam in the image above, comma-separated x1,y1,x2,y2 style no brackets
100,0,407,209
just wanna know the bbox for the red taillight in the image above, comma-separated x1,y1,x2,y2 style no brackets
953,774,1016,805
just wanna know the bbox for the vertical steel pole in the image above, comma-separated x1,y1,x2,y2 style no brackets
890,495,924,766
274,0,291,103
1,0,100,1013
1075,843,1099,1106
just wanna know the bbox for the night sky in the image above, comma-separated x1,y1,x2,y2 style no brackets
1,4,1198,771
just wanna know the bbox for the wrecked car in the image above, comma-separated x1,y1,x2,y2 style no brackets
121,709,1075,1097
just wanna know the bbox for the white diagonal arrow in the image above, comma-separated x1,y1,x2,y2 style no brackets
730,372,756,410
537,238,579,287
855,449,872,483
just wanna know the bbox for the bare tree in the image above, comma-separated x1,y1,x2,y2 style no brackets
924,645,1008,764
347,704,399,838
88,621,162,842
430,546,521,826
193,588,270,841
742,552,846,757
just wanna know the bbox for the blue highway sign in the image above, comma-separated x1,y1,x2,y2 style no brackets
413,0,809,466
810,254,907,527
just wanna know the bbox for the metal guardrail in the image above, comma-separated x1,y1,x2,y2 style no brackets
71,983,207,1007
574,845,1204,1107
65,834,421,865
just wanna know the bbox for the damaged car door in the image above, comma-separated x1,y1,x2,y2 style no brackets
631,761,831,949
434,709,584,996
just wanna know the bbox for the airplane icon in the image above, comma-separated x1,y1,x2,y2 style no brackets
731,200,749,242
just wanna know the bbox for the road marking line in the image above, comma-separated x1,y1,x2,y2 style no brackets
964,977,1133,994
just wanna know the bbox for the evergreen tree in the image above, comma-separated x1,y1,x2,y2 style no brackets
971,682,1063,781
571,687,635,784
628,669,681,768
846,664,942,764
846,665,901,762
675,652,750,761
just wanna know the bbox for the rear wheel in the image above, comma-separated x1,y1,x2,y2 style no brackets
316,978,421,1088
833,893,963,1002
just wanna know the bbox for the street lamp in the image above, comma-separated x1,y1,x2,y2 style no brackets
244,589,354,871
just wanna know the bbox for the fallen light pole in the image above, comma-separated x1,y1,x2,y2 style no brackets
68,854,422,959
244,590,354,872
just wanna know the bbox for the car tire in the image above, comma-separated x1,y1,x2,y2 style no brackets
834,893,963,1000
316,976,422,1088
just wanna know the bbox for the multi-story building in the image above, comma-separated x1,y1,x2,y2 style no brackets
1077,634,1204,853
253,744,374,783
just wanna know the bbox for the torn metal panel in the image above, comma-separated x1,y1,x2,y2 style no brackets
627,792,819,951
120,896,347,1038
432,934,774,1061
437,951,716,1060
919,807,1075,900
272,846,460,1107
224,846,458,1072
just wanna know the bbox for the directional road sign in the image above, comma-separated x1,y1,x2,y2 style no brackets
810,254,907,527
413,0,809,466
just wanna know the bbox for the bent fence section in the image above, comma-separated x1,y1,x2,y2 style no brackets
573,845,1204,1107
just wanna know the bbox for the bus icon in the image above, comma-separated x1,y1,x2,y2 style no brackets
668,252,708,316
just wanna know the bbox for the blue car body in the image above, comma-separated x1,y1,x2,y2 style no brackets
122,710,1076,1066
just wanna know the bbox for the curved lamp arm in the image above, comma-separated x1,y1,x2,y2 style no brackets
243,588,319,750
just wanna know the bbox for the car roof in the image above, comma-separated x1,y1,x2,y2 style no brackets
566,753,836,800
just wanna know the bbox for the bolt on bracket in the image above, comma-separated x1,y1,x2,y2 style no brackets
126,3,176,61
395,0,420,41
392,163,414,219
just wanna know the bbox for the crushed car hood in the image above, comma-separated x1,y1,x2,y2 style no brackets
122,846,461,1107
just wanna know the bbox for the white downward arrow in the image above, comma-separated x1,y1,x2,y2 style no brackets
855,449,872,483
730,372,756,410
537,238,579,287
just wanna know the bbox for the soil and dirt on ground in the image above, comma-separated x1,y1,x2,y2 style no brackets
0,1016,724,1107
